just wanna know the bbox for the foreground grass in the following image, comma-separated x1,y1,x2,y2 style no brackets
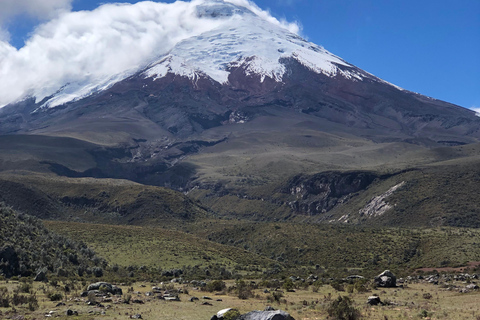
1,278,479,320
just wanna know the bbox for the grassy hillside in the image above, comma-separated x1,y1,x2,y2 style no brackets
45,219,480,279
0,172,208,225
45,221,276,278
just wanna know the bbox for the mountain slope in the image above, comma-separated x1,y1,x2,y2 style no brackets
0,0,478,226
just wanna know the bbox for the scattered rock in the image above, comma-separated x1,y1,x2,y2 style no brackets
65,310,73,316
130,314,142,319
55,302,66,307
374,270,397,288
202,302,213,306
87,282,122,295
466,284,479,290
367,296,382,306
164,296,180,301
189,297,199,302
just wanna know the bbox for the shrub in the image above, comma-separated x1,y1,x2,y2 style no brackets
267,291,284,303
223,309,241,320
422,293,432,299
47,292,63,301
353,279,369,293
17,281,33,293
330,281,345,292
205,280,226,292
235,280,253,300
327,296,361,320
0,287,10,307
87,291,96,304
283,278,295,291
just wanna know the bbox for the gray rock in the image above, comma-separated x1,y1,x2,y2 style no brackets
65,309,74,316
374,270,397,288
466,283,479,290
236,310,295,320
87,282,122,295
367,296,381,306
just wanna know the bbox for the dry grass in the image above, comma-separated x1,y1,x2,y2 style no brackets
1,279,479,320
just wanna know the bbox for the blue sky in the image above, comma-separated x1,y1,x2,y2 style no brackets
2,0,479,109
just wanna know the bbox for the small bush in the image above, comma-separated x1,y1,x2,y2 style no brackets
330,281,345,292
47,292,63,301
0,287,10,307
87,291,96,304
17,281,33,293
283,278,295,291
205,280,226,292
267,291,284,303
327,296,361,320
422,293,432,299
124,294,132,304
223,309,241,320
235,280,254,300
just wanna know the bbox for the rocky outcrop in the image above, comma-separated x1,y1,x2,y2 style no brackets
284,171,378,215
359,182,405,218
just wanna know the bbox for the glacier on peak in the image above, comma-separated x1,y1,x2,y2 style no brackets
143,9,360,86
0,0,377,110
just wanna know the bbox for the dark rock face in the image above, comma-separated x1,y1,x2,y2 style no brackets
374,270,397,288
284,171,378,215
0,246,19,278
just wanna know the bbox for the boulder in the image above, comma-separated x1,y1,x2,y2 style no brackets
374,270,396,288
466,284,479,290
367,296,382,306
87,282,122,295
236,310,295,320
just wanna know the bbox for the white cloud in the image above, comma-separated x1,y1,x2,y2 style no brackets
0,0,301,108
226,0,300,33
471,107,480,117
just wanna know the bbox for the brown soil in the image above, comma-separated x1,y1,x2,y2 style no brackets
416,261,480,273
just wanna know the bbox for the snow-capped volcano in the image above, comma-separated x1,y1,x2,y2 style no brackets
143,1,363,85
0,0,478,148
1,0,369,109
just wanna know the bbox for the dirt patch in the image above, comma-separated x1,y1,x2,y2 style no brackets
416,261,480,273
